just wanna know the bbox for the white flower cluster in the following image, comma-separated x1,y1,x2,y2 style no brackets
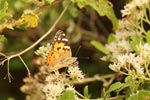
68,64,84,81
41,59,84,100
42,70,83,100
43,82,64,100
121,0,149,17
103,0,150,75
35,43,51,58
109,43,150,79
104,40,132,61
137,43,150,61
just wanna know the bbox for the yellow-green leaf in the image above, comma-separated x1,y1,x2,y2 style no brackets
0,35,7,43
84,85,91,98
15,12,39,28
0,19,14,32
0,0,8,20
107,33,116,43
59,90,75,100
146,30,150,44
46,0,55,4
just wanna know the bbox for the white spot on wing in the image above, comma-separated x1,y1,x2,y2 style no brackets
64,46,70,49
62,33,66,36
62,38,68,42
58,37,61,40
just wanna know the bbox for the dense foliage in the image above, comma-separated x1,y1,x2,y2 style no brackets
1,0,150,100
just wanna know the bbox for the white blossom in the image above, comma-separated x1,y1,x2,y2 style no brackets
121,0,149,17
105,40,131,60
137,43,150,61
68,65,84,81
109,53,144,76
43,82,64,100
35,43,51,58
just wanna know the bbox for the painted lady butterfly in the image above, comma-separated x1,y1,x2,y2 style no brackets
46,30,78,71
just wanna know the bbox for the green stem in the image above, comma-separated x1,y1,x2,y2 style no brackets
75,90,86,99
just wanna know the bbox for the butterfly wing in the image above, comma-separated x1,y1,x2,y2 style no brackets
46,30,77,71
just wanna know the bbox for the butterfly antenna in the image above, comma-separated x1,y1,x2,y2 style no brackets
78,57,90,60
75,45,81,57
74,45,90,60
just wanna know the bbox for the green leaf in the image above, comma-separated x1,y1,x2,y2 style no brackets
71,0,86,8
0,0,8,21
84,85,91,98
103,82,125,98
125,76,133,84
84,85,88,98
106,82,124,93
130,36,144,52
127,90,150,100
71,0,118,30
15,12,39,28
107,33,116,43
146,30,150,44
59,90,75,100
91,40,109,54
101,88,106,98
0,35,7,43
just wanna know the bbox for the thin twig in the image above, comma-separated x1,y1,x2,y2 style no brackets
18,56,31,76
0,57,6,62
34,0,62,14
103,75,115,88
4,59,13,83
0,52,7,58
0,58,7,66
73,74,114,85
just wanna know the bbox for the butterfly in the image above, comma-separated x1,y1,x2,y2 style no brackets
46,30,78,72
